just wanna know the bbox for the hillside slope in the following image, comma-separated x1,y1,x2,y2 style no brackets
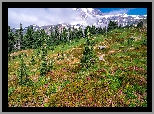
8,27,147,107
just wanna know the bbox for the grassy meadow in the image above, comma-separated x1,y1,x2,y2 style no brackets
8,27,147,107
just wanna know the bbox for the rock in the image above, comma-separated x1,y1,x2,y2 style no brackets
99,46,106,50
130,37,135,41
99,57,104,61
99,54,105,61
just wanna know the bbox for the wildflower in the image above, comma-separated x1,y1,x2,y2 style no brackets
139,67,145,71
44,98,48,103
119,89,123,95
14,89,19,93
140,77,147,83
108,98,112,104
89,97,93,101
57,86,61,91
45,84,48,88
62,68,67,72
51,72,54,76
72,73,75,76
87,77,90,81
134,66,139,71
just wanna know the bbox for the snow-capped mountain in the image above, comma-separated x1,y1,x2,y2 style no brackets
72,8,146,27
71,8,104,26
11,8,147,35
73,8,103,17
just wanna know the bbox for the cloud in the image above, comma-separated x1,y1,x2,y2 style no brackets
8,8,135,28
8,8,82,28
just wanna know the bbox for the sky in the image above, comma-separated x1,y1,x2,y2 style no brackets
97,8,147,15
8,8,147,29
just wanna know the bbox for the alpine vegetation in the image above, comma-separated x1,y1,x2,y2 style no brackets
8,8,147,107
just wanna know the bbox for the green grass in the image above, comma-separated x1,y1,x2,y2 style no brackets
8,86,16,96
8,27,147,107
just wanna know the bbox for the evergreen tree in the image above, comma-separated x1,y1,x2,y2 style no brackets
102,26,106,35
59,27,63,44
62,27,67,43
23,26,34,49
98,26,103,34
68,27,73,42
137,21,143,28
39,29,47,47
54,26,60,45
46,33,53,50
73,28,78,41
8,26,16,54
78,27,84,39
84,27,88,38
33,30,40,49
95,27,99,35
72,26,75,40
91,25,96,35
107,21,118,32
80,28,98,70
40,39,48,77
14,29,22,50
119,24,122,29
39,34,54,76
19,23,24,50
50,29,56,50
18,53,29,85
84,26,92,38
125,25,130,28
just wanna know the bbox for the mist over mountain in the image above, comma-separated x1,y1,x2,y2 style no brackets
9,8,147,35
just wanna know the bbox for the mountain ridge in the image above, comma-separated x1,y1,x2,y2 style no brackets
10,8,147,35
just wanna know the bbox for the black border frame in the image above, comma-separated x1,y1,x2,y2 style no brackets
3,2,152,112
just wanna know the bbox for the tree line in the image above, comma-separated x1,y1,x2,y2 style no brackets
8,20,145,85
8,20,144,54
